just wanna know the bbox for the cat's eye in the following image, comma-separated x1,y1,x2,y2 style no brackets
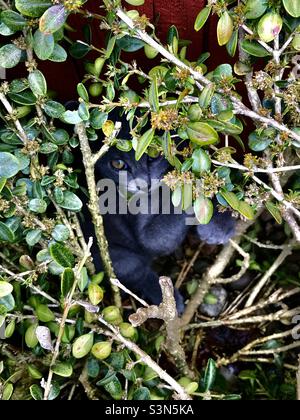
111,159,127,170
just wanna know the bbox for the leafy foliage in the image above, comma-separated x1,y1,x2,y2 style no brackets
0,0,299,401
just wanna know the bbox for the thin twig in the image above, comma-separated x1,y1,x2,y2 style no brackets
0,264,58,305
110,278,149,307
98,314,192,400
116,8,300,144
43,238,93,400
0,93,27,142
246,241,294,307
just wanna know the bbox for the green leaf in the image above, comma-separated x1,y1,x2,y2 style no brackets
220,191,240,211
72,333,94,359
90,109,108,130
50,243,75,268
194,196,214,225
257,12,283,43
60,191,83,212
0,281,13,298
70,41,91,59
48,382,60,400
238,201,255,220
0,44,22,69
226,30,238,57
0,153,20,178
77,267,88,292
0,294,15,311
15,0,52,17
104,376,123,399
0,177,7,193
39,142,58,154
61,110,82,124
117,35,145,52
203,359,217,392
105,36,116,59
0,22,15,36
199,84,215,109
149,77,159,112
244,0,268,19
52,224,70,242
213,64,233,81
133,387,151,400
241,40,270,57
30,385,43,401
39,5,69,34
125,0,145,5
283,0,300,17
217,11,233,46
8,90,37,105
135,128,155,161
33,30,55,60
78,102,90,121
28,199,47,214
194,6,212,31
26,229,42,246
36,304,55,322
52,362,73,378
88,283,104,305
61,268,75,297
266,201,283,224
192,149,211,175
2,383,14,401
172,187,182,208
182,183,193,211
49,44,67,62
25,324,38,348
10,79,28,94
1,11,27,31
187,122,219,146
77,83,89,102
43,101,65,118
28,70,47,97
249,131,271,152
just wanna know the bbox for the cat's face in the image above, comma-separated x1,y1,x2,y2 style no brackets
95,148,170,194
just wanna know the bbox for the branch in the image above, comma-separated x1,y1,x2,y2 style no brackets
0,93,27,143
212,160,300,174
116,8,300,144
214,240,250,285
0,264,58,305
110,278,150,308
43,238,93,400
181,219,255,326
76,122,121,308
98,315,192,400
245,241,294,307
241,24,274,54
129,277,192,377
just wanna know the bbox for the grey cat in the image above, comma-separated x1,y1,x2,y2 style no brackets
83,113,236,312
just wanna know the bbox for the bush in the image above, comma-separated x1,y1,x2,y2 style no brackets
0,0,300,401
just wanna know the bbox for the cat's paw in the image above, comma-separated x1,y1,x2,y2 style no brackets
197,211,236,245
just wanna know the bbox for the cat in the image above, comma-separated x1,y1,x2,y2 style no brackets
83,111,236,312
